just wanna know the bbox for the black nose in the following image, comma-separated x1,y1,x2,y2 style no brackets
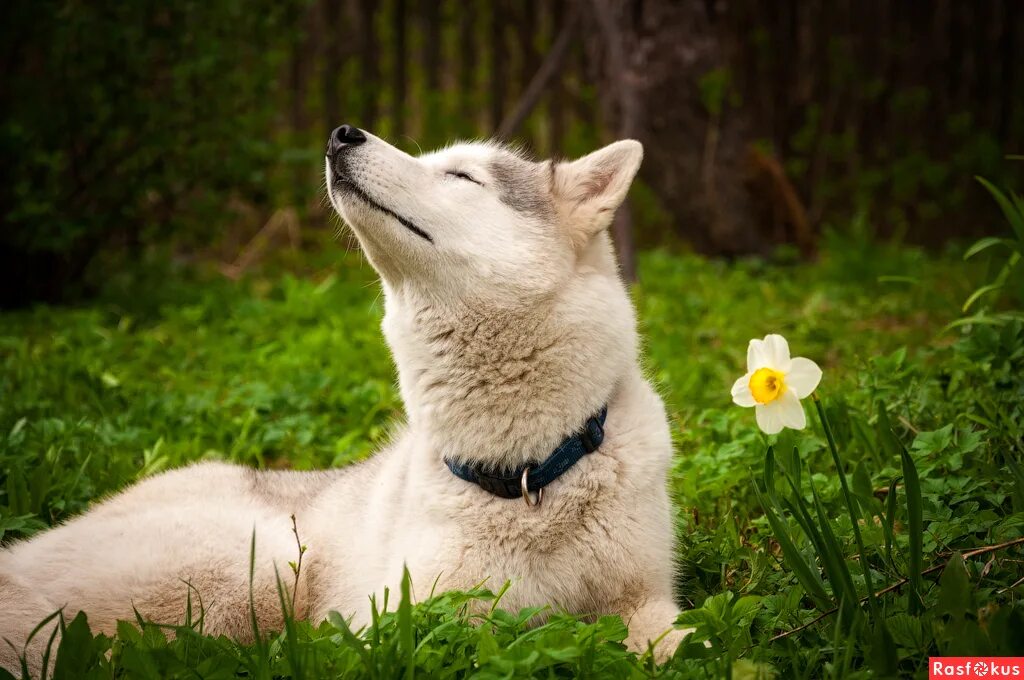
328,125,367,155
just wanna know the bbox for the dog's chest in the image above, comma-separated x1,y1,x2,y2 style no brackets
416,464,631,612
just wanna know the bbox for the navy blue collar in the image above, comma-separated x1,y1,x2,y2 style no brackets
444,407,607,501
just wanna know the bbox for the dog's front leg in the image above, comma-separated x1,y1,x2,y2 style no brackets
621,598,692,663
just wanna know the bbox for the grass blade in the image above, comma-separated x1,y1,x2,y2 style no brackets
398,566,414,680
752,482,831,610
883,478,899,572
328,610,374,671
246,529,271,680
274,566,305,680
963,236,1015,260
962,282,1007,313
764,445,778,499
813,395,878,616
976,176,1024,243
875,402,900,462
809,481,861,631
1007,453,1024,513
900,444,924,614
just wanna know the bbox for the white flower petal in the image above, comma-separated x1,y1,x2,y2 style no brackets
747,339,770,371
755,403,784,434
776,390,807,430
763,334,792,370
731,374,756,407
786,357,822,398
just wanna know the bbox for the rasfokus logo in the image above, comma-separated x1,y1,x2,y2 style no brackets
930,658,1024,678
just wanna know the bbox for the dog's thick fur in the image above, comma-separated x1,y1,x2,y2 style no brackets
0,131,689,672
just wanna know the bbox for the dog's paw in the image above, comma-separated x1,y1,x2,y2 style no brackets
642,625,698,664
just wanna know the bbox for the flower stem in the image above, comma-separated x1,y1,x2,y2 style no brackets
812,392,879,617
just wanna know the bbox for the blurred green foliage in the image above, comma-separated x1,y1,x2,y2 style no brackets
0,0,303,302
2,0,1021,305
954,174,1024,328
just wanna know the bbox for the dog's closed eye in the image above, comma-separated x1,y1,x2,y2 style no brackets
446,170,482,185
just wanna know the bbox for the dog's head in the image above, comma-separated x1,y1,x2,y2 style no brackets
325,127,644,461
325,125,642,302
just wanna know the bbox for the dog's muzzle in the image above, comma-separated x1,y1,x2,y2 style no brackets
327,124,367,160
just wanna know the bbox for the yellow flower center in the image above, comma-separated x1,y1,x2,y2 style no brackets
749,367,786,404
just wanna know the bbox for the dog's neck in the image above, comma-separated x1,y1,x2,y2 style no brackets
381,272,636,471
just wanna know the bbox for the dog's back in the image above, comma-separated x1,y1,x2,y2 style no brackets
0,462,348,670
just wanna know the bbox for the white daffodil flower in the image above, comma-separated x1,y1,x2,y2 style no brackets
731,334,823,435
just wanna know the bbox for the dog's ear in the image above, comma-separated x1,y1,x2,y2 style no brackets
552,140,643,247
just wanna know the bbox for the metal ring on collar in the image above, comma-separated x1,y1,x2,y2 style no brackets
520,468,543,507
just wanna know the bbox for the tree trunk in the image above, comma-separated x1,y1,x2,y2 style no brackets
457,1,478,136
998,0,1019,143
548,0,566,155
393,0,407,136
322,0,342,134
583,0,767,257
358,0,378,129
421,0,442,139
588,0,639,279
496,7,578,141
489,0,507,132
516,0,539,145
289,23,309,207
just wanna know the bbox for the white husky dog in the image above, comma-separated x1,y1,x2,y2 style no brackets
0,127,689,672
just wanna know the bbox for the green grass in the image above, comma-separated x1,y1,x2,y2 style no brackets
1,229,1022,678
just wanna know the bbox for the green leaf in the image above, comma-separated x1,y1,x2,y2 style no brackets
779,468,833,577
398,566,414,679
700,591,733,631
814,396,878,616
963,236,1017,259
852,461,875,519
986,603,1024,655
900,445,925,614
937,552,972,619
0,513,47,542
676,608,713,629
876,402,901,462
963,282,1006,313
763,446,777,499
6,467,29,516
886,613,929,651
944,312,1023,332
752,483,831,610
730,596,763,628
810,482,860,628
28,464,50,516
118,646,164,679
912,425,954,455
868,620,898,677
883,478,899,569
476,621,500,664
52,612,96,680
115,619,142,643
1007,453,1024,514
976,176,1024,243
